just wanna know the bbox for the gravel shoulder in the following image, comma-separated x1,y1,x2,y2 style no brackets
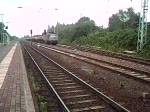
34,45,150,112
52,45,150,73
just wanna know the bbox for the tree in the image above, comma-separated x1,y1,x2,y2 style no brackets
108,14,123,31
108,7,139,31
0,22,5,31
0,22,10,42
76,17,95,24
72,17,97,41
147,22,150,43
123,8,139,29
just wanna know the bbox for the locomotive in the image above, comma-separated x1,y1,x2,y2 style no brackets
26,31,58,45
44,31,58,45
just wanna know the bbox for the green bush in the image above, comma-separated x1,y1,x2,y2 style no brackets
60,28,150,58
138,44,150,59
106,29,137,50
72,29,137,51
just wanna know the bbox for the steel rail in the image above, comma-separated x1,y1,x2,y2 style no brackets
36,44,150,84
58,44,150,66
23,44,70,112
24,42,130,112
49,45,150,76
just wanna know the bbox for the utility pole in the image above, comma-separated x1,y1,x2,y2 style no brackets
0,14,4,23
54,8,58,33
30,29,32,44
0,14,4,45
6,22,10,45
137,0,149,51
108,0,149,51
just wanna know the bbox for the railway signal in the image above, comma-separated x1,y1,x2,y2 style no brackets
30,29,32,35
44,29,46,35
30,29,33,44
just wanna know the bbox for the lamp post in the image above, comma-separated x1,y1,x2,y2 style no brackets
54,8,58,33
0,14,4,45
30,29,33,44
6,22,10,45
0,14,4,23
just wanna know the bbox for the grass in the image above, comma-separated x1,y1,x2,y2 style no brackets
29,75,48,112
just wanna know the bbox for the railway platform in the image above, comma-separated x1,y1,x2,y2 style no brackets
0,42,35,112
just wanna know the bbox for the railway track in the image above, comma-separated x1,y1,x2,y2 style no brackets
22,44,63,111
22,42,130,112
57,44,150,66
35,43,150,84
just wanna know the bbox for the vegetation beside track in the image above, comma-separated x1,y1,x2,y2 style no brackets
29,76,48,112
21,45,48,112
53,7,150,59
0,22,19,43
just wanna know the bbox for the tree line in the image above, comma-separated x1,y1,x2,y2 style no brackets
48,7,149,58
23,7,148,58
0,22,18,42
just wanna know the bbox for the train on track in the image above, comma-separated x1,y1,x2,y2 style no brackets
26,31,58,45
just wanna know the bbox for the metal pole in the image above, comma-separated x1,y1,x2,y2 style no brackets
2,33,3,45
1,33,9,45
137,0,149,51
54,27,56,33
6,22,9,45
0,14,4,45
7,34,9,45
30,29,32,45
54,8,58,33
3,33,5,45
31,34,32,44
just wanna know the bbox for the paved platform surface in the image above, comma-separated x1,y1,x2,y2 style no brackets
0,41,17,63
0,42,35,112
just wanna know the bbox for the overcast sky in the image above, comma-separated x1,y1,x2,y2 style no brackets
0,0,149,37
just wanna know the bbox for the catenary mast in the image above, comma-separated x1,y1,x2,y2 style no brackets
108,0,149,51
137,0,149,51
